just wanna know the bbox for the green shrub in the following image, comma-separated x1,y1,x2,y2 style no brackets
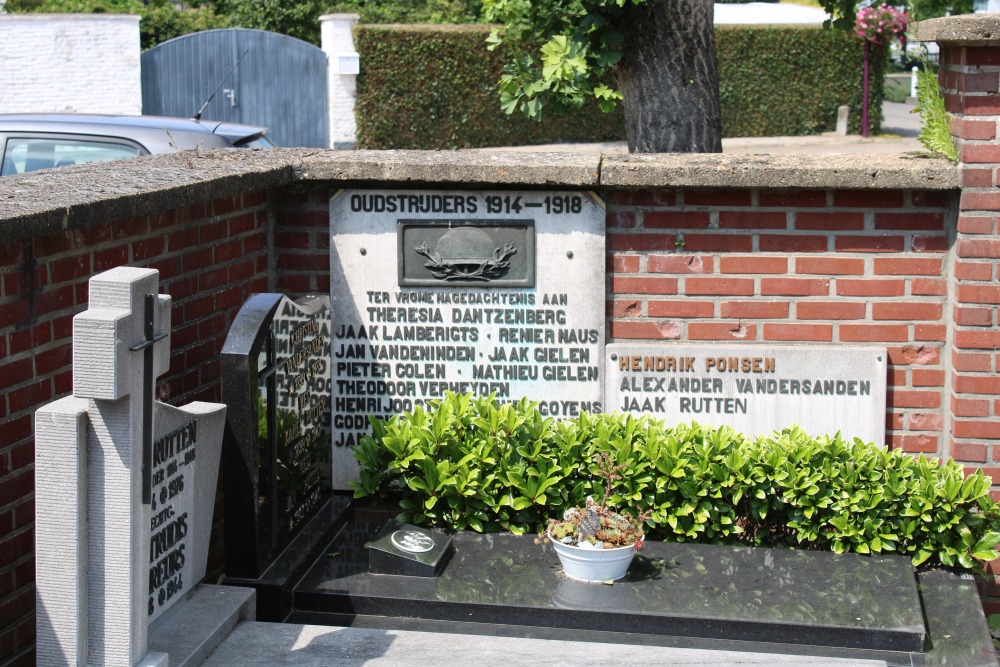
354,24,885,149
716,25,884,137
351,392,1000,571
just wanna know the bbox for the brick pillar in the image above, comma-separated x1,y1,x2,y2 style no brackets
915,16,1000,473
915,15,1000,612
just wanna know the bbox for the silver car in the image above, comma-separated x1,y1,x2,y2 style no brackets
0,114,275,176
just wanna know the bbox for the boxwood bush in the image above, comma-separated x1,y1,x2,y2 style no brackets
354,24,884,149
351,393,1000,571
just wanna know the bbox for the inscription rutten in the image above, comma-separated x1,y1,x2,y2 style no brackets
607,344,887,444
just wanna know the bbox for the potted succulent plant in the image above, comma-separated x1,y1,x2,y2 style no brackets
544,453,649,583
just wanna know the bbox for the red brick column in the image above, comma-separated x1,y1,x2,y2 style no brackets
917,15,1000,613
916,18,1000,483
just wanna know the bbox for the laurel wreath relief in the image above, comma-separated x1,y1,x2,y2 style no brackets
414,241,517,281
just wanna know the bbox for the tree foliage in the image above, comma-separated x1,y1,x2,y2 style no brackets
328,0,484,25
4,0,229,50
906,0,974,22
211,0,484,45
483,0,636,119
483,0,874,123
6,0,486,48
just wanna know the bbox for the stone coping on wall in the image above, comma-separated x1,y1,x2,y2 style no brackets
0,148,957,242
912,14,1000,45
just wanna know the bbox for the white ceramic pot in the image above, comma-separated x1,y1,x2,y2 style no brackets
547,531,637,582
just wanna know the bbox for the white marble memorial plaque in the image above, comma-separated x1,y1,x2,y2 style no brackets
330,189,606,488
606,343,887,444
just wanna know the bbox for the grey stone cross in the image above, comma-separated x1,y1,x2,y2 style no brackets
35,267,226,667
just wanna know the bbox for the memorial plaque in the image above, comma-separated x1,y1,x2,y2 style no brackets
606,343,887,443
330,189,606,489
221,293,333,578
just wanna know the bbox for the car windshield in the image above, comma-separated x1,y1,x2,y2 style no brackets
1,137,142,175
232,135,277,149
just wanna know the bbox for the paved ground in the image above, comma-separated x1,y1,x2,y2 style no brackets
481,101,924,155
203,622,888,667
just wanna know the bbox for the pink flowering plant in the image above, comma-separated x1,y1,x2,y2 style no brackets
855,4,910,45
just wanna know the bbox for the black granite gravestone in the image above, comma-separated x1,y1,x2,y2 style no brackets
220,293,349,619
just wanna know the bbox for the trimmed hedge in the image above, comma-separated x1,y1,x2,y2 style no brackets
351,393,1000,571
354,25,624,150
717,25,885,138
354,24,884,149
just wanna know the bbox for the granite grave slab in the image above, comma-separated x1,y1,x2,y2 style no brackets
287,510,996,666
220,293,341,619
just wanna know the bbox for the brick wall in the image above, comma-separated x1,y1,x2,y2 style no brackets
0,15,141,116
0,190,270,667
605,187,954,456
938,37,1000,614
0,169,991,664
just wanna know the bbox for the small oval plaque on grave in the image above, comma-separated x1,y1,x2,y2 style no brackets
391,529,435,554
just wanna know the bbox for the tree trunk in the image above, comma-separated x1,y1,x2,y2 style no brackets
615,0,722,153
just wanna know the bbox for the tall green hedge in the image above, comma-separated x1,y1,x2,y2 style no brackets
717,25,885,138
355,24,885,149
354,25,624,149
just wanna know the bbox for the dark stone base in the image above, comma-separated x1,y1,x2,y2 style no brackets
290,509,997,667
222,495,351,621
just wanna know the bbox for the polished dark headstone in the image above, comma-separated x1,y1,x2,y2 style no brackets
290,512,996,666
220,293,338,619
368,521,454,577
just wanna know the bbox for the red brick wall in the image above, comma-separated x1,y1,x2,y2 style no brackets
0,177,987,663
274,185,333,296
939,42,1000,614
0,191,270,667
941,45,1000,472
605,188,953,455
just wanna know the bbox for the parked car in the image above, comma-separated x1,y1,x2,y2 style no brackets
0,114,275,176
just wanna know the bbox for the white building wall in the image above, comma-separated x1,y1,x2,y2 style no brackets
320,13,360,149
0,15,141,115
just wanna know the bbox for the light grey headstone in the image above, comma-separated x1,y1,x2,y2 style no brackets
836,105,849,136
606,343,887,444
35,266,226,667
35,396,89,667
330,189,606,488
148,401,225,623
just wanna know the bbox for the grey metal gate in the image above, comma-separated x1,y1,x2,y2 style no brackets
142,29,329,148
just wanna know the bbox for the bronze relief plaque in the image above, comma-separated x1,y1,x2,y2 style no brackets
397,220,535,287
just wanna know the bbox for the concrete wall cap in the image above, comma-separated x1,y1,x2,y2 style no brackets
912,14,1000,45
600,153,957,191
299,150,601,187
0,148,304,243
0,148,957,243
